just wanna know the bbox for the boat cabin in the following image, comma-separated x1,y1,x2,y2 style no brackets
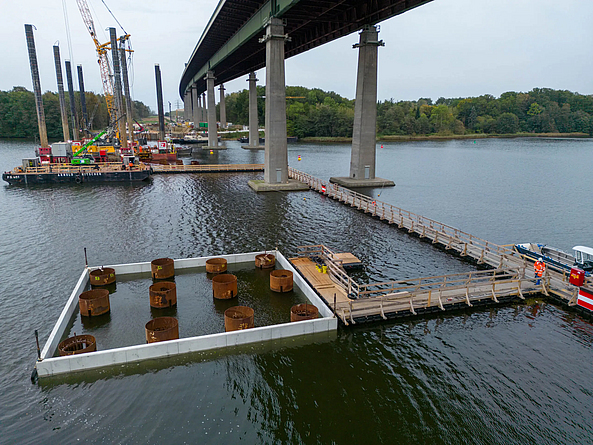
573,246,593,272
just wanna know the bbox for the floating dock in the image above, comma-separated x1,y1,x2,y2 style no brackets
287,168,589,324
151,163,264,174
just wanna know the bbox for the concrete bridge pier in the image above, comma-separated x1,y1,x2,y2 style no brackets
219,84,226,129
191,84,198,126
249,18,307,192
201,93,207,123
242,72,264,150
197,94,202,124
205,70,225,150
184,91,190,122
330,25,395,189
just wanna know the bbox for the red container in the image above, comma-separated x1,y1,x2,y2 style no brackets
569,267,585,287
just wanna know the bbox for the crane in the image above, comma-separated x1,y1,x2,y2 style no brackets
75,0,116,125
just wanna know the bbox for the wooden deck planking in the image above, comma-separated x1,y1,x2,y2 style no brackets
329,252,362,268
286,170,586,324
289,257,350,305
336,279,538,325
152,163,264,174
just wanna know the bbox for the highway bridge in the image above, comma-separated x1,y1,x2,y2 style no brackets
179,0,433,188
180,0,431,96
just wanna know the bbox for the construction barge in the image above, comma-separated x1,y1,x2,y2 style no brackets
2,161,151,184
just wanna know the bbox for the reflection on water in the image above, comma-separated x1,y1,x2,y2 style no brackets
1,139,592,443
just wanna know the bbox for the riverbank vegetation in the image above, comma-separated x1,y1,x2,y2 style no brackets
0,87,151,138
3,86,592,140
225,86,593,139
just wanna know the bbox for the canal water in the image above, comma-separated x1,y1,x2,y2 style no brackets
1,137,591,444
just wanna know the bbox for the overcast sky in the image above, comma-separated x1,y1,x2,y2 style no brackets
1,0,592,112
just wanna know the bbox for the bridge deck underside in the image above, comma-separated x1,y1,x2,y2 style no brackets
180,0,431,97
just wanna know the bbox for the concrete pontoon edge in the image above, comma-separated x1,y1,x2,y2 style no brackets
36,250,337,378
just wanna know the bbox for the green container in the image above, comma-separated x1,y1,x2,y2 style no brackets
199,122,208,128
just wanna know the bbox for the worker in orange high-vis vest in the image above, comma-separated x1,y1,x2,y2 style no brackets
534,257,546,285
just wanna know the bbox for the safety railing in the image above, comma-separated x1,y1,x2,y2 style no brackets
152,163,264,173
20,162,149,173
296,244,360,297
289,167,515,266
335,267,532,325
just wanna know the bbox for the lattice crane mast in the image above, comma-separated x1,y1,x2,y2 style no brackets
75,0,115,125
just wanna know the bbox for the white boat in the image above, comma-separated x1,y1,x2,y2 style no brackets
513,243,593,275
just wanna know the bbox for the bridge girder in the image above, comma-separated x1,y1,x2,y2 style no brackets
179,0,432,99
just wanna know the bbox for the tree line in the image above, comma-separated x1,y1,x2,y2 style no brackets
3,85,592,140
225,86,593,138
0,87,152,139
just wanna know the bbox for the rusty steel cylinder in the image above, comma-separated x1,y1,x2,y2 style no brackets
58,334,97,356
145,316,179,343
290,303,319,322
255,253,275,269
224,306,254,332
212,274,238,299
79,289,110,317
270,270,293,293
89,267,116,286
149,281,177,308
151,258,174,279
206,258,227,274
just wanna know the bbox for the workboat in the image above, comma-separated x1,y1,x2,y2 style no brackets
513,243,593,275
137,141,178,164
171,133,210,144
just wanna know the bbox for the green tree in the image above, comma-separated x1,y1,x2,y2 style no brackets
430,105,454,133
494,112,519,134
527,102,543,116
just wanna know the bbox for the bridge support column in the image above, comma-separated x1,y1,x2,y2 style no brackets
330,25,395,189
242,72,264,150
249,18,307,192
191,84,198,126
219,83,226,129
183,91,190,122
205,71,225,150
201,93,207,123
197,94,202,124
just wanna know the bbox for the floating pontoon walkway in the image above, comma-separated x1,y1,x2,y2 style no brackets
287,167,587,325
151,163,264,174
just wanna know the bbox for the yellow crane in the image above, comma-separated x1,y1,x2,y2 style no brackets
75,0,115,122
75,0,131,128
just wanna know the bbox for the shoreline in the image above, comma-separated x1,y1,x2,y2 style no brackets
300,132,591,143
